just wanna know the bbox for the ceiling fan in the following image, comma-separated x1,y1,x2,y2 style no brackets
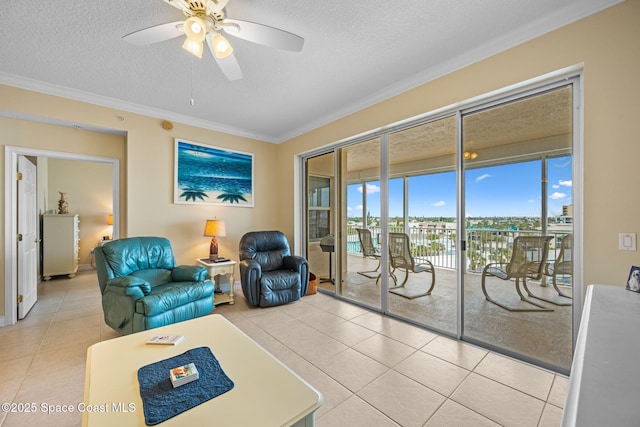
122,0,304,81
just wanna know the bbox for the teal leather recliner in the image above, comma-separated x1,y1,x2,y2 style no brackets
94,237,215,335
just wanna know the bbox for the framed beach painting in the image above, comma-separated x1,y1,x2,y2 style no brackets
174,139,254,207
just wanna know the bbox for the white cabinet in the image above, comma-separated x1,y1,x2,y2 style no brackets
42,214,79,280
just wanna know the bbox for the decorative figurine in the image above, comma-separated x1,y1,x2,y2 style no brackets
58,192,69,214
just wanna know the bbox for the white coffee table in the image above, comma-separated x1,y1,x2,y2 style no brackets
83,315,323,426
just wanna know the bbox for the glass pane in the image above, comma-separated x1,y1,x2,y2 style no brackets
308,176,331,207
387,116,457,334
340,138,381,309
462,86,573,372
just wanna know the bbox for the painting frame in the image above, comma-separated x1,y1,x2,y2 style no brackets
174,138,254,207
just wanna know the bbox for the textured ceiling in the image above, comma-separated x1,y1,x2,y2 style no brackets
345,86,573,172
0,0,620,143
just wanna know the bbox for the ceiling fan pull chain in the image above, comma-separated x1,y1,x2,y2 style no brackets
190,55,195,106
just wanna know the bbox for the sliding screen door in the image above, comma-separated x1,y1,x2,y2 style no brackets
339,138,382,310
387,116,457,335
462,86,574,371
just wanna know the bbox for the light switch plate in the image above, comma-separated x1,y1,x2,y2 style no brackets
619,233,637,251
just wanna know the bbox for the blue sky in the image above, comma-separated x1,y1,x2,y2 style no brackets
347,156,572,218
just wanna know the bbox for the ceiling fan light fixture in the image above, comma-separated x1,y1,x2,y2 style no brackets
184,16,206,42
182,38,204,58
212,33,233,58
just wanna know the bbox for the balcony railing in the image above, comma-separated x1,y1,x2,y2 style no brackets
346,225,569,272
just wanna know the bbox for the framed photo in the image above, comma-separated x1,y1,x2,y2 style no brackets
626,265,640,292
174,139,254,207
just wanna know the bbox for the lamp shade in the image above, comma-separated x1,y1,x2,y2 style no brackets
183,38,204,58
204,219,226,237
211,33,233,58
184,16,206,42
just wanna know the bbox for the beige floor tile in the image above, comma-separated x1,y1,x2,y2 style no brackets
316,395,399,427
451,373,545,427
278,300,324,319
547,375,569,408
358,370,446,427
539,403,563,427
474,353,554,400
2,408,81,427
0,313,53,331
422,336,488,370
380,320,439,349
351,311,401,333
395,351,470,397
290,362,353,418
322,320,377,347
3,270,574,427
0,354,37,381
352,334,415,367
26,300,62,316
315,298,372,320
425,399,501,427
0,377,24,409
315,348,388,392
284,329,349,365
299,309,348,333
52,303,103,321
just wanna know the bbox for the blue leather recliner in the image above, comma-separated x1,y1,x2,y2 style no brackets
239,231,309,307
94,237,215,334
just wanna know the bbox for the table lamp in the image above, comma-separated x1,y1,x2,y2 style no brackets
204,219,226,260
105,214,114,240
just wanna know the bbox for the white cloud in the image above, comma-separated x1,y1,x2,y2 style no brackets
552,184,560,189
355,204,363,211
476,173,491,182
433,201,446,207
528,199,535,203
559,179,572,187
550,192,567,200
357,184,380,194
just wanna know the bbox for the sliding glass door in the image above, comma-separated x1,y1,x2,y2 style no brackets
302,78,578,373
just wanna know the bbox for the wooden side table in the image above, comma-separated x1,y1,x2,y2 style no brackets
197,258,236,305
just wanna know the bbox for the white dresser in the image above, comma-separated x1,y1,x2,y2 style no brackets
42,214,79,280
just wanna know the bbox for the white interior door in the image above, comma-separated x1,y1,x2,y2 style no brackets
18,156,38,319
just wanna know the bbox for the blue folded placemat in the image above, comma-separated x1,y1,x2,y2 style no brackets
137,346,234,425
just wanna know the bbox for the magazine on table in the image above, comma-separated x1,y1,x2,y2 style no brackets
146,335,185,345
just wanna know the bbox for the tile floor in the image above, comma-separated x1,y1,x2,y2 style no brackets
0,269,568,427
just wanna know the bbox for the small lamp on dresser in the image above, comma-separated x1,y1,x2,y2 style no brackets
204,219,226,260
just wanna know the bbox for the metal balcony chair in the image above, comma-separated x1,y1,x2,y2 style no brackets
541,234,573,305
355,228,381,280
481,235,554,312
388,232,435,299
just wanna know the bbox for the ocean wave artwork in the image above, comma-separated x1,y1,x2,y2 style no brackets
174,139,254,207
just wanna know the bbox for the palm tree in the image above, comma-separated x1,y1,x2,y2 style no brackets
179,188,208,202
217,192,247,204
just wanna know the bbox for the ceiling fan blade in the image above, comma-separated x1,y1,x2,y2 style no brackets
206,0,230,14
161,0,192,14
222,19,304,52
122,21,184,46
206,35,242,80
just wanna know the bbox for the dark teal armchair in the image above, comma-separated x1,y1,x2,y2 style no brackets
94,237,215,334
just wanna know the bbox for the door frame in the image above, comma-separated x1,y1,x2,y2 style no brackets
3,146,120,327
